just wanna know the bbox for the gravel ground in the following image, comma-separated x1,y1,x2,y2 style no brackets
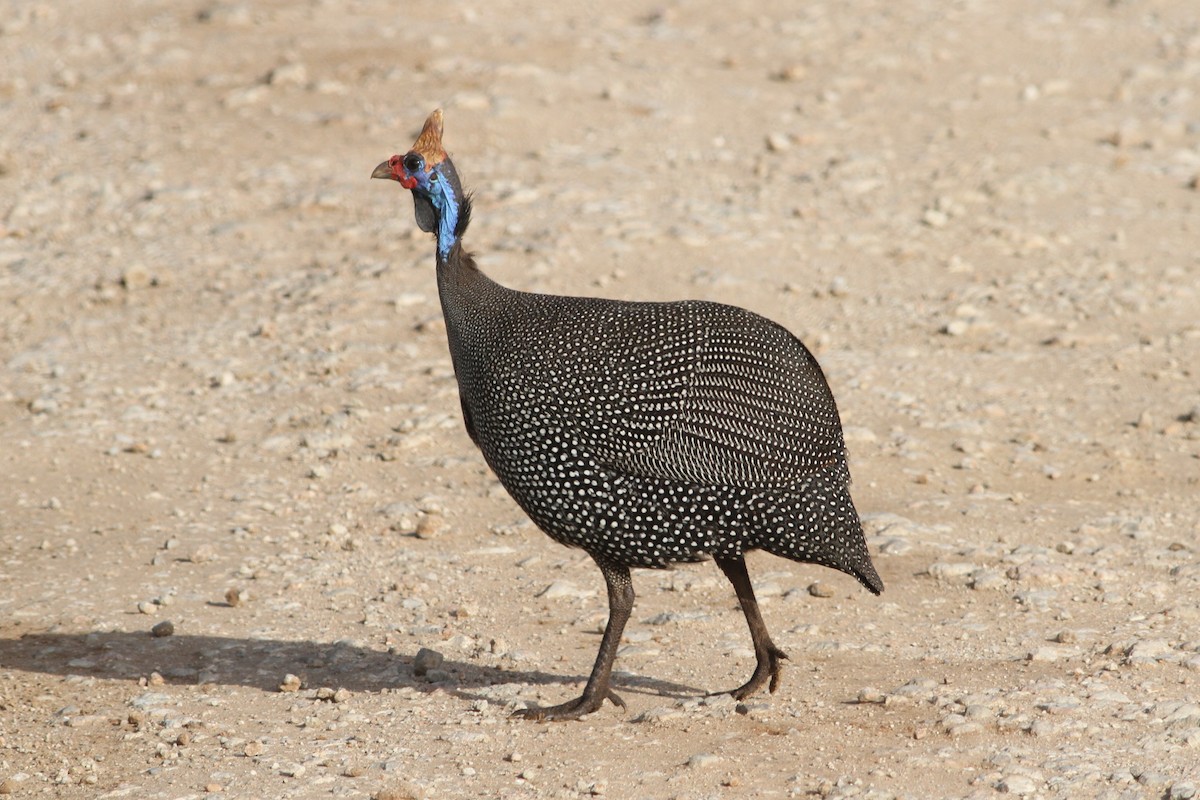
2,1,1199,798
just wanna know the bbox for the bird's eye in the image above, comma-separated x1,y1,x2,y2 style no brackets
403,153,424,174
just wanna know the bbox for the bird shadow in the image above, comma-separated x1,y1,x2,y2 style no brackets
0,629,700,705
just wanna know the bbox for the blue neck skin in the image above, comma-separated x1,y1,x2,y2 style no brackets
434,186,458,260
415,166,459,260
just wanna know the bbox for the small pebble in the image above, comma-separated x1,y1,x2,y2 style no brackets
574,778,604,794
808,581,834,598
374,788,415,800
266,62,307,86
923,208,949,228
185,544,217,563
928,562,978,582
313,686,352,703
1028,646,1064,662
947,721,983,737
412,647,444,677
279,674,302,692
998,774,1038,795
774,64,807,82
415,514,444,539
150,620,174,638
942,318,969,336
687,753,721,769
1126,639,1174,664
877,536,912,555
224,587,247,607
1136,770,1170,789
633,706,684,723
1028,719,1055,737
1170,782,1198,800
121,264,154,290
857,687,886,704
766,132,791,152
969,570,1007,591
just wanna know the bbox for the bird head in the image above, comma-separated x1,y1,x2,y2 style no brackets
372,109,466,256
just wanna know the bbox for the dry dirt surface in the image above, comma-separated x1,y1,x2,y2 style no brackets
3,1,1200,798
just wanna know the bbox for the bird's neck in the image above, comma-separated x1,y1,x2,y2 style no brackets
436,241,503,312
436,242,512,389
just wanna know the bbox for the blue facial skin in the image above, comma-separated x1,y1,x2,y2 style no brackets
405,163,459,259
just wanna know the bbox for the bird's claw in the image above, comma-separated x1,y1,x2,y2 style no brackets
511,688,625,722
720,644,789,700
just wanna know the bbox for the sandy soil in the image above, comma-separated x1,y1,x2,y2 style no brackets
2,1,1199,798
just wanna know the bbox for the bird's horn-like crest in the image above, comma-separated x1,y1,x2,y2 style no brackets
411,109,447,167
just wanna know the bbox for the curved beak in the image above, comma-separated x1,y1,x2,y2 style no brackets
371,160,394,180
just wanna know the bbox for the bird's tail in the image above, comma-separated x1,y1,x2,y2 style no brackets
751,469,884,595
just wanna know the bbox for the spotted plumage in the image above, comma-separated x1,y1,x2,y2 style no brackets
373,110,883,721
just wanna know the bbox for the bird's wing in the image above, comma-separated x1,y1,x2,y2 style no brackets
569,301,849,489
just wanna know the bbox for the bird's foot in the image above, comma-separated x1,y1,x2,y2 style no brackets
716,644,789,700
511,687,625,722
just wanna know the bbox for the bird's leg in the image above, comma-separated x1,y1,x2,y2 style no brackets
713,554,788,699
512,557,633,721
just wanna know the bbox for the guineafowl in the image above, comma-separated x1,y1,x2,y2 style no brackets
372,110,883,721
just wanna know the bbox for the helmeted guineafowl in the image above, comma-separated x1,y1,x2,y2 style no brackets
372,110,883,721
